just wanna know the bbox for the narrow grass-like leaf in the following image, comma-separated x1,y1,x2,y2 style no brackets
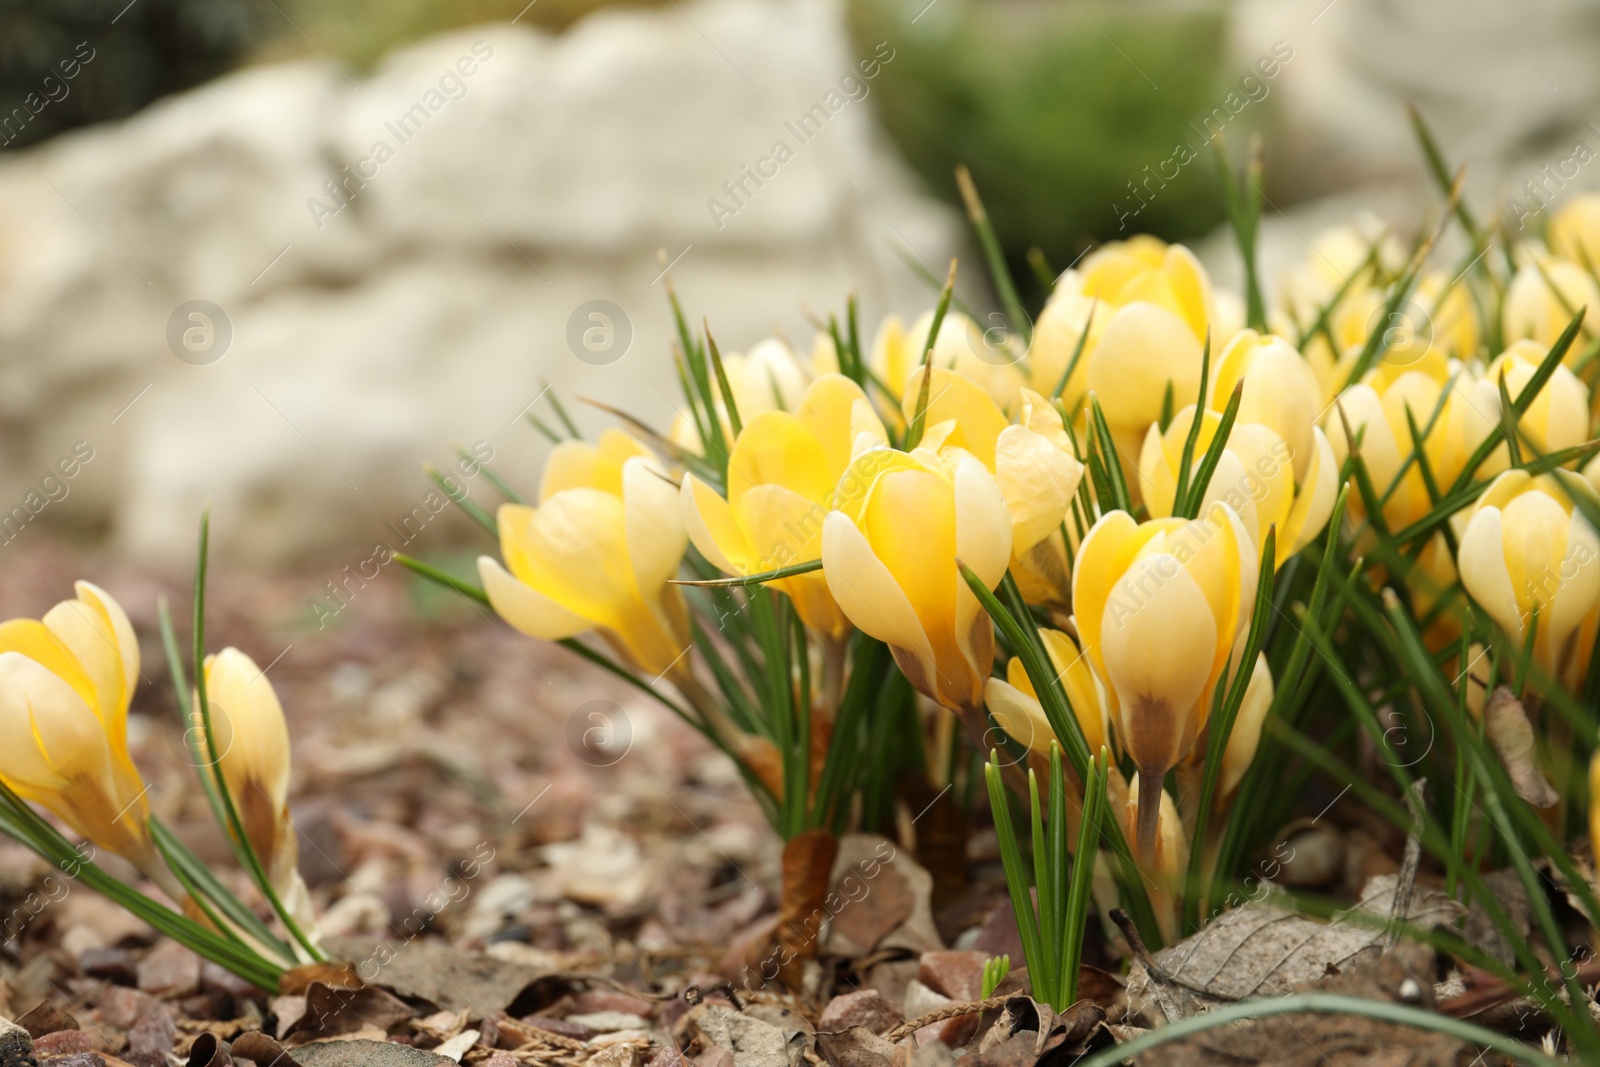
956,165,1029,347
1179,379,1243,520
670,559,824,587
904,259,959,450
1072,992,1563,1067
190,512,326,961
426,463,497,536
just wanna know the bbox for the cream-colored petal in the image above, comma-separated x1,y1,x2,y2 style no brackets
994,424,1079,551
1458,507,1523,638
1219,653,1274,799
984,677,1053,756
680,473,751,575
478,556,593,640
0,650,107,793
1548,507,1600,652
622,456,688,592
1282,427,1340,563
1099,556,1217,771
204,646,292,806
820,512,937,671
1088,303,1203,432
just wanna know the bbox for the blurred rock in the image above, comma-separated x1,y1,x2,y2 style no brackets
0,0,961,565
816,990,902,1035
915,951,987,1004
135,942,201,997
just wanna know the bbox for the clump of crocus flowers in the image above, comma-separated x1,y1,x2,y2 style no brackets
15,152,1600,1015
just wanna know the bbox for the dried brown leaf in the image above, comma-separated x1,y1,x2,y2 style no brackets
1126,875,1463,1022
1484,686,1559,808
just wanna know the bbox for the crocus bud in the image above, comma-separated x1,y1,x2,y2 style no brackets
203,648,316,935
1550,193,1600,267
1483,340,1590,461
1456,469,1600,692
1073,505,1255,853
1139,406,1338,570
1504,253,1596,350
870,310,1022,410
1216,652,1274,802
479,429,691,680
682,375,887,639
983,628,1110,761
820,447,1011,715
0,582,159,877
1031,237,1211,434
670,337,810,452
1209,330,1324,480
1326,350,1499,532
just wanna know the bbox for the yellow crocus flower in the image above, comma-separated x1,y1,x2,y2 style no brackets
983,627,1110,762
0,581,158,875
1551,193,1600,268
479,429,691,679
1139,406,1338,570
820,447,1011,716
1072,505,1255,853
1504,252,1596,351
681,374,888,638
203,647,316,938
669,337,810,453
1326,349,1500,532
869,309,1023,411
1483,340,1590,459
901,370,1084,572
1209,329,1326,480
1456,469,1600,692
1030,236,1211,442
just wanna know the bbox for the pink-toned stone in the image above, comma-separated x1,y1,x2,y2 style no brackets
34,1031,93,1056
135,942,201,997
916,951,988,1004
96,986,159,1031
483,1053,519,1067
817,990,903,1035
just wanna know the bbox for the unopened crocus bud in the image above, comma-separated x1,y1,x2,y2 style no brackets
1483,340,1590,461
1504,253,1596,350
1209,330,1323,480
984,628,1110,761
1124,771,1190,942
1072,505,1255,854
1457,470,1600,693
203,647,316,935
1139,406,1338,570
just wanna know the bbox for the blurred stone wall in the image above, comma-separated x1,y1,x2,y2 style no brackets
1230,0,1600,281
0,0,961,563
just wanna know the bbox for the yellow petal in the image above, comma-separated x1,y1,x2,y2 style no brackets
728,411,834,507
680,473,753,575
1219,653,1274,799
984,678,1053,756
820,511,936,674
1458,507,1522,638
204,647,292,808
478,556,592,639
622,456,688,593
1088,303,1203,433
900,367,1008,469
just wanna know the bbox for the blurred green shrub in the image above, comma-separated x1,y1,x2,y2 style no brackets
0,0,260,150
848,0,1232,300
